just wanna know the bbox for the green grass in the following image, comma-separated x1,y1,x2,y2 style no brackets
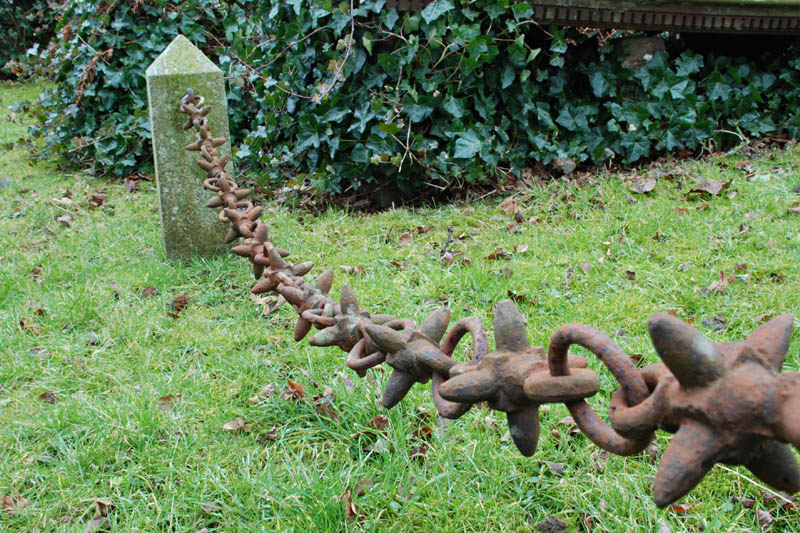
1,80,799,531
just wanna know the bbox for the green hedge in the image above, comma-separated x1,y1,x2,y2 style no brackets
0,0,65,78
30,0,800,196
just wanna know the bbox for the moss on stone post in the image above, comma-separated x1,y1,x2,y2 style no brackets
146,35,230,262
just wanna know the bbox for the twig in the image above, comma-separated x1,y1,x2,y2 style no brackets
717,465,795,505
439,227,455,257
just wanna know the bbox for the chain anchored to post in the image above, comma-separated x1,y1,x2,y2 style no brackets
180,88,800,508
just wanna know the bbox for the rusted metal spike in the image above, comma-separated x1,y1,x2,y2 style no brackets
420,307,450,344
507,406,540,457
744,441,800,494
383,369,418,409
648,312,726,388
745,314,793,371
653,420,720,508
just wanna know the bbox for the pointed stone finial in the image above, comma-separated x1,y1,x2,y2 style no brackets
146,35,231,261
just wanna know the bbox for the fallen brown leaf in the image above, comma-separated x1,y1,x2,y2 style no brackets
247,383,278,405
704,270,731,295
313,386,337,420
507,289,537,306
1,495,32,516
353,478,373,497
38,391,57,403
157,393,183,412
88,192,108,209
282,380,305,400
624,270,636,280
756,508,772,530
370,414,389,431
409,444,428,461
389,260,407,270
19,318,40,335
124,177,139,193
498,197,522,215
629,177,657,194
580,261,591,275
514,244,529,254
200,502,222,513
222,417,252,433
142,286,158,298
417,225,433,234
340,490,362,524
487,247,512,261
732,496,756,508
168,294,189,318
398,232,412,246
668,502,700,514
341,265,366,276
85,499,112,533
688,178,728,196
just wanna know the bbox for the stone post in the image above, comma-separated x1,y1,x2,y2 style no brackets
146,35,230,262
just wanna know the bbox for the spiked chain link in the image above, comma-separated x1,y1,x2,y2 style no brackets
180,89,800,508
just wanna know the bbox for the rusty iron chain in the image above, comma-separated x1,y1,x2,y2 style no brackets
180,88,800,508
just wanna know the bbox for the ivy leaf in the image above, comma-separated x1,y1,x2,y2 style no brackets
420,0,454,24
405,104,433,123
444,97,465,119
589,71,610,98
501,64,515,89
454,129,483,159
382,8,399,30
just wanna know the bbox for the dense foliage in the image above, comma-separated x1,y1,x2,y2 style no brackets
30,0,800,196
0,0,65,78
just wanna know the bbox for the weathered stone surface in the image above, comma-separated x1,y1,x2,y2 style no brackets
146,35,230,262
618,36,666,71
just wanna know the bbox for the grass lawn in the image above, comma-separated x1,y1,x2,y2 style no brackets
1,80,799,531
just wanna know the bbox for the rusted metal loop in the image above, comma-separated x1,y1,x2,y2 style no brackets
302,308,337,327
346,338,387,377
432,318,489,419
608,365,667,440
548,324,653,455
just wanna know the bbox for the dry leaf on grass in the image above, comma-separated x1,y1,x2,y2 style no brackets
157,393,183,412
222,417,252,433
668,502,700,514
498,197,522,215
168,294,189,318
756,509,773,530
85,499,112,533
38,391,57,403
313,386,337,420
247,383,278,405
341,265,366,276
370,414,389,431
1,495,32,516
340,490,363,524
487,247,512,260
200,502,222,514
141,286,158,298
688,178,728,196
417,225,433,234
629,177,657,194
281,380,305,400
19,318,40,335
398,232,413,246
409,444,428,461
